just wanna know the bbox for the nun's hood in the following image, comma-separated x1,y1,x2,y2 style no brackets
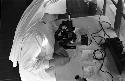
9,0,62,67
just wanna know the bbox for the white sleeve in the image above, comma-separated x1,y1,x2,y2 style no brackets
19,32,52,71
35,33,54,60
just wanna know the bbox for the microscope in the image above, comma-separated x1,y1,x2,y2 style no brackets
55,13,77,49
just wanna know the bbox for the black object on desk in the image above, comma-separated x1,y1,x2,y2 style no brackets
75,75,87,81
81,34,88,45
55,18,77,49
103,37,124,74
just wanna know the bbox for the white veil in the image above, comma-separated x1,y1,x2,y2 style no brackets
9,0,60,67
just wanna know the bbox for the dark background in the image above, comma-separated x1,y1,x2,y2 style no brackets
1,0,33,39
0,1,33,80
1,0,33,58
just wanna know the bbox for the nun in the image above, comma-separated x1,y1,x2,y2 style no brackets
9,0,69,81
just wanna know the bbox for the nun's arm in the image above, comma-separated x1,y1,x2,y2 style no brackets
49,53,70,67
45,54,70,73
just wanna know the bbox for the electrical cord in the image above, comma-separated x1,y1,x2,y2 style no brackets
91,27,103,35
88,38,93,45
92,49,114,81
93,48,106,61
90,35,105,45
93,14,111,37
100,21,112,28
93,47,114,81
100,69,114,81
98,15,111,38
90,24,114,81
89,14,113,46
93,35,105,44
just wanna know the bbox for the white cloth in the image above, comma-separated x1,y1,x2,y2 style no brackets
19,65,56,81
18,23,56,81
9,0,57,81
45,0,66,14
